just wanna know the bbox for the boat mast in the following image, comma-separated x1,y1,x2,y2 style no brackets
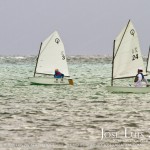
111,40,115,86
146,46,150,73
34,42,42,77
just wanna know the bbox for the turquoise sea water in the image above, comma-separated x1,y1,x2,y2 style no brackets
0,56,150,150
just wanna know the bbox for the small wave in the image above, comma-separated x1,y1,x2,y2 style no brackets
125,123,139,127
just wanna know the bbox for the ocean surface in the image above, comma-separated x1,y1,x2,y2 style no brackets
0,56,150,150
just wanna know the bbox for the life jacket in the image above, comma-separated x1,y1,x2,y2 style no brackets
134,73,144,82
55,71,62,76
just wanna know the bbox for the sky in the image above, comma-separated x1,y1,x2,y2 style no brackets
0,0,150,56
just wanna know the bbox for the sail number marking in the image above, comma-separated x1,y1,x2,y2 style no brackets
132,54,138,61
61,51,65,60
132,47,138,61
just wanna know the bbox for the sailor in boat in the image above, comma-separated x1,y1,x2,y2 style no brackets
134,68,148,87
54,69,64,82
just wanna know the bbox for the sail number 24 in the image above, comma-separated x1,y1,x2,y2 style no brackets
132,47,138,61
132,54,138,61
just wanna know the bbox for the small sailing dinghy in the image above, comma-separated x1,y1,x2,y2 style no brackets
146,47,150,82
106,20,150,93
29,31,74,85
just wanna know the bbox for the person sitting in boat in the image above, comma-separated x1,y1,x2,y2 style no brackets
134,68,148,87
54,69,64,81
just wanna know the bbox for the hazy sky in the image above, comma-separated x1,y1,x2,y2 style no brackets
0,0,150,56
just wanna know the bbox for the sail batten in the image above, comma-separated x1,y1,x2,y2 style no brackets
35,31,70,77
113,21,146,79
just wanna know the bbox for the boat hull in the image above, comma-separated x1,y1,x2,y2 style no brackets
29,77,73,85
106,86,150,93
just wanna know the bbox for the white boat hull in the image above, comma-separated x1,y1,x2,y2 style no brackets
106,86,150,93
29,77,73,85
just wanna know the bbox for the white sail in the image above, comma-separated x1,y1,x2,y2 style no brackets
113,20,146,79
35,31,70,76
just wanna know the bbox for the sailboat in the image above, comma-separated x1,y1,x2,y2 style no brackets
146,47,150,82
29,31,74,85
106,20,150,93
